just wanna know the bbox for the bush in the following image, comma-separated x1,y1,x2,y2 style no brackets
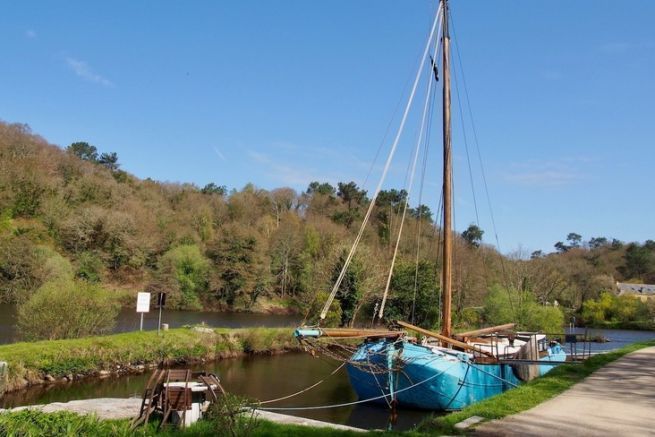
17,279,120,340
483,286,564,333
206,394,258,437
76,251,103,282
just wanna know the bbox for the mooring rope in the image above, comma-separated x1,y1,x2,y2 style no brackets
258,360,458,411
256,362,346,405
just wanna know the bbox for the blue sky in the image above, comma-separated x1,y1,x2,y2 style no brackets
1,1,654,254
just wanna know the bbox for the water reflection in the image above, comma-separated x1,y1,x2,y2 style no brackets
0,304,299,344
0,353,432,431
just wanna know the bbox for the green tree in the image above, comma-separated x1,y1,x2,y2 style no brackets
462,224,484,248
98,152,120,172
158,244,210,309
306,181,335,197
383,260,440,329
331,253,364,326
554,241,569,253
620,243,655,281
409,204,433,223
483,286,564,333
208,226,270,309
67,142,98,162
588,237,608,249
17,279,120,340
201,183,227,196
567,232,582,248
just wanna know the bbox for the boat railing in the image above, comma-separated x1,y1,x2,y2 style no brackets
544,330,594,361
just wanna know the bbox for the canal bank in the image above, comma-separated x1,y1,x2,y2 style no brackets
0,327,301,393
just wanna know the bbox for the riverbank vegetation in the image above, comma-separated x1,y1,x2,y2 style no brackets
0,327,298,393
581,291,655,330
417,338,655,434
1,121,654,336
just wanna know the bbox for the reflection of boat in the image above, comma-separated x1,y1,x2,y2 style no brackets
295,0,565,411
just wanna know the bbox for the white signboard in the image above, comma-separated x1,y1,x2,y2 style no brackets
136,292,151,313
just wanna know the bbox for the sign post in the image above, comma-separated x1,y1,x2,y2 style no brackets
136,292,151,331
157,292,166,335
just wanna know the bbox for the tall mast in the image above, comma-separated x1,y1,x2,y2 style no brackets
440,0,453,339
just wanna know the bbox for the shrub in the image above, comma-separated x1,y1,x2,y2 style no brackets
17,279,120,340
76,251,103,282
483,286,564,333
206,394,259,437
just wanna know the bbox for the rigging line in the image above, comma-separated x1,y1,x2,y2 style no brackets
411,81,437,324
448,12,506,259
378,12,442,321
363,0,444,192
256,362,346,405
320,4,443,321
451,52,480,227
411,16,442,325
449,10,513,311
258,360,460,411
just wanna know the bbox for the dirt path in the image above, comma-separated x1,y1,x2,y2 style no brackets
475,346,655,436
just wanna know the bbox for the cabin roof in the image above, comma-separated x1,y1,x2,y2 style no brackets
616,282,655,295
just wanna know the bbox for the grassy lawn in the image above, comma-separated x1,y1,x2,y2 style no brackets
417,339,655,434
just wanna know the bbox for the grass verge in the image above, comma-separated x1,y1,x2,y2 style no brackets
0,409,371,437
416,339,655,434
0,327,299,392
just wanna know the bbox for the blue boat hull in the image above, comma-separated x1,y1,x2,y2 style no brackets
346,340,565,411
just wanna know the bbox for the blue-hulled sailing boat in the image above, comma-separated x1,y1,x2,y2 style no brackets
295,0,566,411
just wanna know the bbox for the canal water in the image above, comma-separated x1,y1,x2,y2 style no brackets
0,352,431,431
0,304,299,344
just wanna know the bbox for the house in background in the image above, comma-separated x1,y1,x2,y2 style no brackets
616,282,655,301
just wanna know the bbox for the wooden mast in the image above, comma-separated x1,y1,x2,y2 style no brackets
440,0,453,339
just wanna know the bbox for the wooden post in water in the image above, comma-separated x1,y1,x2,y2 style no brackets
441,0,453,340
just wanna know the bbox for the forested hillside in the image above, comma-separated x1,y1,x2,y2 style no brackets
1,121,653,331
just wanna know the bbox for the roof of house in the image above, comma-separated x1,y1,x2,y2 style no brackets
616,282,655,295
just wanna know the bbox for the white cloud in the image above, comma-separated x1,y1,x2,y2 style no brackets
25,29,37,39
65,57,114,87
213,146,226,161
247,150,342,188
503,157,592,187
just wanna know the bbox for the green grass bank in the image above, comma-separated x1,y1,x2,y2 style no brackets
0,409,372,437
0,327,300,393
417,339,655,434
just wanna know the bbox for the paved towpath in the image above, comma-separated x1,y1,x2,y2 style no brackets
475,346,655,436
